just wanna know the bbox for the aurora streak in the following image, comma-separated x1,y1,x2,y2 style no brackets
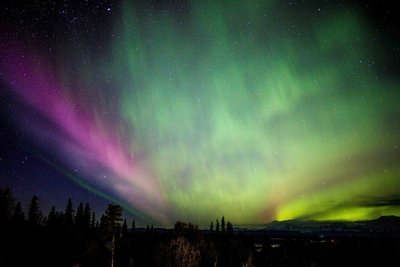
1,0,399,226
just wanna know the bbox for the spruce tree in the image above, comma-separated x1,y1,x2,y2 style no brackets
90,212,96,229
0,187,14,223
83,203,91,229
75,202,85,229
131,219,136,233
104,204,123,267
12,201,25,224
104,204,123,235
216,219,220,233
64,198,74,227
122,218,128,237
47,206,57,229
28,195,42,226
227,221,234,236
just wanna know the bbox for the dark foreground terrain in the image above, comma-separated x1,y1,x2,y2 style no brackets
1,188,399,266
1,223,400,267
2,218,400,267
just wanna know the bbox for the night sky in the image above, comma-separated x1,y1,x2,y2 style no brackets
0,0,399,227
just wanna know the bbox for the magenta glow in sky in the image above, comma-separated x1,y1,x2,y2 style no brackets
1,0,400,226
1,46,170,224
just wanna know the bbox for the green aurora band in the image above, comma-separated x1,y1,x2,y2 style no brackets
106,0,400,224
7,0,399,225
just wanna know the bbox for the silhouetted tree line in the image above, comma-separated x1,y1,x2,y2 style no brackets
209,216,234,236
0,187,137,266
0,187,250,267
3,187,397,266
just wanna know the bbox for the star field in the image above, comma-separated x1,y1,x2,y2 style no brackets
0,0,399,226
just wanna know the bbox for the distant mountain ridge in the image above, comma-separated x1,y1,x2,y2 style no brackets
369,215,400,225
263,215,400,233
234,216,400,233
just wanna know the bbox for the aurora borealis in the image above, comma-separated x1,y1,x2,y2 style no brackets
0,0,399,226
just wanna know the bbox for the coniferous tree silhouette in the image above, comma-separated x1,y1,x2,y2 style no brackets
221,216,226,234
131,219,136,234
122,218,128,237
90,212,96,229
216,219,220,234
47,206,57,229
12,201,25,225
103,204,123,267
64,198,74,228
83,203,91,230
99,214,106,230
0,187,14,224
227,221,234,236
28,195,42,226
210,221,214,232
75,202,85,229
104,204,123,235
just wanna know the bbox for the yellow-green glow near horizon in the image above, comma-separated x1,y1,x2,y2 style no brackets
115,1,400,224
2,0,399,226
